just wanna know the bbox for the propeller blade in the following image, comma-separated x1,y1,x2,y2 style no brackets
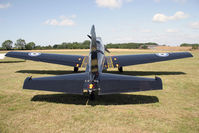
87,35,92,39
105,47,110,53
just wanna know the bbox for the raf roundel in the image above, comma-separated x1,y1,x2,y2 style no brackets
156,53,169,57
28,52,41,57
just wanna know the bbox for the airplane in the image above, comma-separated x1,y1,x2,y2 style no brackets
0,25,193,100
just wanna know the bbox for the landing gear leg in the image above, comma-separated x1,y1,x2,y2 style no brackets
89,92,95,100
74,67,78,72
118,66,123,72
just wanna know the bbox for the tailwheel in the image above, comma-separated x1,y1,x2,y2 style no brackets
74,67,79,72
118,66,123,72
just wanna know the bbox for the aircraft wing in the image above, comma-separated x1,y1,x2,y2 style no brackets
23,73,89,94
109,52,193,67
5,51,88,67
99,73,162,95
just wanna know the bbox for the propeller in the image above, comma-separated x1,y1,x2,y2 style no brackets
87,35,91,39
105,47,110,53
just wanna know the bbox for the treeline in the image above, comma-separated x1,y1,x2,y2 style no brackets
0,39,91,50
0,39,159,50
106,42,158,49
180,43,199,49
53,40,90,49
1,39,36,50
2,38,198,50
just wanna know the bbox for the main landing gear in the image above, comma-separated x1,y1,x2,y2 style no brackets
89,92,95,100
74,67,78,72
118,66,123,72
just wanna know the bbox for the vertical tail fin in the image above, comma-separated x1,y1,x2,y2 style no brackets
90,25,96,39
90,25,98,73
90,25,97,51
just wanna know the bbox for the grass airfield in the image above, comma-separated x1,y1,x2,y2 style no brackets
0,49,198,133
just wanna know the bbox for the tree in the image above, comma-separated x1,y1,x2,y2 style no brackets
141,45,148,49
53,44,59,49
25,42,36,50
2,40,13,50
180,43,199,49
15,39,26,50
81,40,90,49
192,44,199,49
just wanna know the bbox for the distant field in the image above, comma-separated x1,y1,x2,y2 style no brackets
154,46,192,51
0,49,198,133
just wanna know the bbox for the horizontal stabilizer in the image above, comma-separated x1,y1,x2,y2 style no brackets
99,73,162,95
0,54,6,59
23,73,89,94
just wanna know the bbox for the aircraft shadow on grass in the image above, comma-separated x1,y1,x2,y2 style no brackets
16,70,186,76
31,94,159,106
0,60,25,63
106,71,185,76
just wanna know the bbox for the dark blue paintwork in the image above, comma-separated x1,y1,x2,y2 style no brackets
99,73,162,95
6,52,85,67
23,73,88,94
110,52,193,67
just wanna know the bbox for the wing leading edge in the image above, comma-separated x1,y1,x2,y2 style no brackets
109,52,193,67
6,51,88,67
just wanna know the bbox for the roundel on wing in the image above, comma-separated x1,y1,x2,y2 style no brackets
28,52,41,57
156,53,169,57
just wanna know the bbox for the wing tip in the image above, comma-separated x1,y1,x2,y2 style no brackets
155,76,163,90
188,52,193,57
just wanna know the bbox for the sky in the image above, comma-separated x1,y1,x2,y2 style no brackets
0,0,199,46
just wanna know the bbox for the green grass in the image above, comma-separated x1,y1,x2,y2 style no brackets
0,49,199,133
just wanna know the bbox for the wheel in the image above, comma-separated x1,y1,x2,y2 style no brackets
74,67,78,72
118,66,123,72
